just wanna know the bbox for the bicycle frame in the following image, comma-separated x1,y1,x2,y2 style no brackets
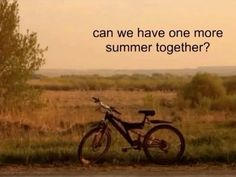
78,97,185,165
103,111,146,147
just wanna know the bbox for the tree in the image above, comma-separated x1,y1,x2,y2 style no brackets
0,0,47,111
181,73,226,106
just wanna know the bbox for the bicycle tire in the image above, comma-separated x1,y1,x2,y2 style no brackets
143,124,185,164
78,127,111,165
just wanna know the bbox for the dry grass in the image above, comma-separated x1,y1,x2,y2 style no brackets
4,90,231,128
0,90,235,165
0,90,176,130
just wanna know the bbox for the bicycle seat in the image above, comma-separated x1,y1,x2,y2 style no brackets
138,110,155,116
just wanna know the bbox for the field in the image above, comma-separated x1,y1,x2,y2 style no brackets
0,89,236,165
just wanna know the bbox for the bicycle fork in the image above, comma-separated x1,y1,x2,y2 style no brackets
92,121,110,151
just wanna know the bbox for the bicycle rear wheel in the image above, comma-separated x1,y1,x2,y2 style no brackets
143,124,185,164
78,127,111,165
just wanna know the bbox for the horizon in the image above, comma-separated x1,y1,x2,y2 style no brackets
37,65,236,77
39,65,236,70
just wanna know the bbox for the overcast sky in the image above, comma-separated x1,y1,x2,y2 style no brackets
19,0,236,69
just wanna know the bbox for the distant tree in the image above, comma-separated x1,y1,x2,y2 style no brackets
223,76,236,94
0,0,47,112
181,73,226,106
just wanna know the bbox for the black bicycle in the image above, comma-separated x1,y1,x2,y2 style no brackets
78,97,185,165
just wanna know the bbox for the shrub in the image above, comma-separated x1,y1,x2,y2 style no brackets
181,73,226,106
223,76,236,94
211,95,236,112
197,97,212,113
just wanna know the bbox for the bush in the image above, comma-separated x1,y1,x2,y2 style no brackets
181,73,226,106
197,97,212,113
211,95,236,112
223,76,236,94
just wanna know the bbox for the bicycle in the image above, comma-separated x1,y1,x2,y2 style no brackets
78,97,185,165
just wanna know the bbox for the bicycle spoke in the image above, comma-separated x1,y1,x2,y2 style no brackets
144,125,185,164
78,128,111,164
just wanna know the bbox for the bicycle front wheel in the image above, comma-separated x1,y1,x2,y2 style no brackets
78,127,111,165
143,124,185,164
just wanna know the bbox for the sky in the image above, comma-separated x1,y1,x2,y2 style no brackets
19,0,236,69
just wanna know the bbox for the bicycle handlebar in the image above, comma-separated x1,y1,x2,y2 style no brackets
92,97,121,115
92,97,100,103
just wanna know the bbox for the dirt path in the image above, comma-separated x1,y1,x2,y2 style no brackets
0,165,236,177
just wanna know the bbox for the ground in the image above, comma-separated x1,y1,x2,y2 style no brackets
0,165,236,177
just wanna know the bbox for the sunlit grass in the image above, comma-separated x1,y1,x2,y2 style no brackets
0,90,235,165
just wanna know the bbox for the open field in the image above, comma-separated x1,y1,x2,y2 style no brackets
0,90,236,165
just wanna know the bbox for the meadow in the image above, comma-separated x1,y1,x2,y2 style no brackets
0,74,236,165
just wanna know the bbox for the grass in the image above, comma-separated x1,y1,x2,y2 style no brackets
29,74,190,91
0,122,236,165
30,74,236,94
0,90,235,165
